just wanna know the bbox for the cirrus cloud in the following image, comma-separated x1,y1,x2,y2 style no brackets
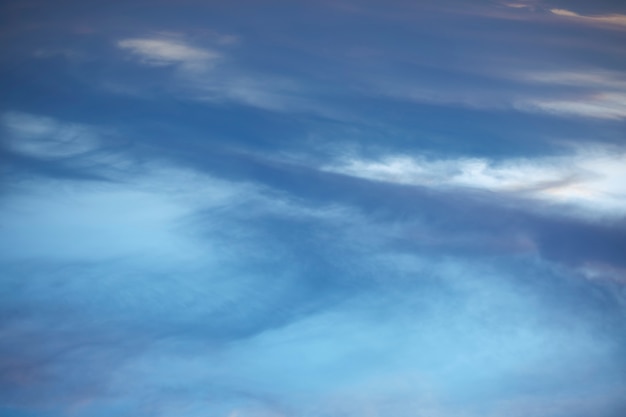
118,36,221,70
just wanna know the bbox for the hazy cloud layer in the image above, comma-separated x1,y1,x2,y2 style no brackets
1,0,625,416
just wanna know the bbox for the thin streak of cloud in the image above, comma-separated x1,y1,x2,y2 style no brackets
518,70,626,90
1,112,138,181
550,8,626,29
580,262,626,285
2,112,99,158
511,70,626,120
361,66,626,120
323,148,626,218
503,3,532,9
118,37,220,70
517,93,626,120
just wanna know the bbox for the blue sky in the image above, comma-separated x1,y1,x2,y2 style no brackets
1,1,626,416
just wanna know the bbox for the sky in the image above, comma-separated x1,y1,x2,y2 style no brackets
1,0,625,416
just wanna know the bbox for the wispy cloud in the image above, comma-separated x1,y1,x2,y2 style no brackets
118,36,221,70
1,111,137,181
580,262,626,285
366,66,626,120
517,93,626,120
512,70,626,120
550,8,626,29
518,70,626,90
323,148,626,218
2,112,100,159
115,35,329,115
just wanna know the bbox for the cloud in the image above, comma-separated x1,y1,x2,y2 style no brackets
579,262,626,285
511,70,626,120
193,75,314,113
3,3,626,416
118,37,220,70
365,65,626,121
2,112,100,159
550,8,626,29
0,181,197,261
322,147,626,219
518,70,626,90
0,146,310,263
503,3,534,9
2,113,626,417
195,253,625,417
114,35,332,115
1,111,138,182
517,93,626,120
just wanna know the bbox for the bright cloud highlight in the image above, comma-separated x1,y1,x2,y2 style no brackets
551,8,626,29
118,37,220,70
324,149,626,218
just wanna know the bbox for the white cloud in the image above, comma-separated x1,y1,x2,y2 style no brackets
503,3,532,9
118,37,220,70
323,148,626,218
499,1,542,11
550,8,626,29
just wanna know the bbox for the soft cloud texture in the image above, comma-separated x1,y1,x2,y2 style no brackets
550,8,626,29
323,147,626,218
2,112,100,158
115,35,328,114
118,37,220,70
2,0,626,416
